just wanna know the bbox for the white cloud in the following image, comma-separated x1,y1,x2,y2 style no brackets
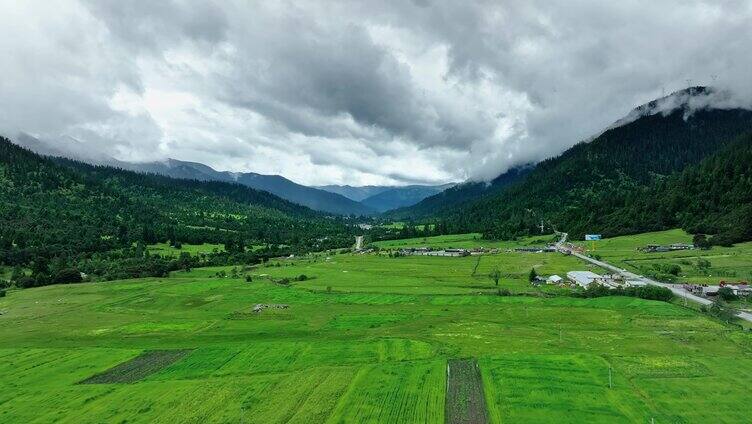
1,0,751,185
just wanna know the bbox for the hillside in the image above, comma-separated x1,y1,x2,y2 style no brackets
386,166,531,219
10,135,372,216
359,183,454,212
0,137,352,282
433,88,752,240
103,159,374,216
315,185,391,202
599,133,752,245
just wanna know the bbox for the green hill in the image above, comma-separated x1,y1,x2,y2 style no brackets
0,137,353,284
428,88,752,242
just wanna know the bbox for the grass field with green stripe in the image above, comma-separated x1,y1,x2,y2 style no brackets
2,232,751,422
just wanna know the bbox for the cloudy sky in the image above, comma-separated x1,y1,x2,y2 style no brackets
1,1,751,186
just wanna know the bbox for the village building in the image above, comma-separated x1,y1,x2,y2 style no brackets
547,275,563,285
567,271,606,288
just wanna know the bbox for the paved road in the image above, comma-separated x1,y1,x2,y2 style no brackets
554,233,752,323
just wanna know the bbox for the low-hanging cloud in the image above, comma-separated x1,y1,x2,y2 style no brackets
1,0,751,185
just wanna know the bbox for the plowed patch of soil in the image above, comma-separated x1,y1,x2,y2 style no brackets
80,349,191,384
445,358,489,424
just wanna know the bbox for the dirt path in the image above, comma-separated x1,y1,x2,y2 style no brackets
445,358,489,424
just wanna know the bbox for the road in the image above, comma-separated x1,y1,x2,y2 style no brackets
554,232,752,323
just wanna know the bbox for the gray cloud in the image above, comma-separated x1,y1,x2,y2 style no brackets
1,0,751,185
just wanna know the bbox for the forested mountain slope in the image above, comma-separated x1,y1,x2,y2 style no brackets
599,133,752,245
359,183,454,212
435,89,752,240
11,134,373,216
103,159,374,216
386,166,532,219
0,137,352,270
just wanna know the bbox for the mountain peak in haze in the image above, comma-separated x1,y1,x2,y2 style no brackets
603,86,748,136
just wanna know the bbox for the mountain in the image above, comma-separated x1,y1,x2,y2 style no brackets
7,135,373,216
317,183,456,212
596,132,752,246
358,184,455,212
386,167,532,219
315,185,392,202
101,159,375,216
429,87,752,240
0,136,352,263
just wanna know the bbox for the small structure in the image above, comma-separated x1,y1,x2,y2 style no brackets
624,279,648,287
514,246,557,253
639,243,695,253
399,248,469,257
567,271,605,288
252,304,289,313
547,275,563,285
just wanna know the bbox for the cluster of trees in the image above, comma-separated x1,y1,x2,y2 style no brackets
576,283,674,302
0,137,355,287
424,105,752,245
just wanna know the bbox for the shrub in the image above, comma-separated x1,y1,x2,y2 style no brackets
577,283,673,302
0,289,5,298
296,274,308,281
245,275,253,283
717,287,738,301
528,268,538,282
54,268,83,284
16,276,37,288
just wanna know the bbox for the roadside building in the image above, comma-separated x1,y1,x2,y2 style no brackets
547,275,563,285
567,271,605,288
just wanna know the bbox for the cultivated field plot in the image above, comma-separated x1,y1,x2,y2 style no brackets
81,349,191,384
2,235,752,422
446,359,489,424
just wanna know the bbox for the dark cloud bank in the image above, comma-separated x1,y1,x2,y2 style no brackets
1,0,751,185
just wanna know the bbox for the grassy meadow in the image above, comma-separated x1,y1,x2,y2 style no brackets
1,233,752,422
573,229,752,285
374,232,557,250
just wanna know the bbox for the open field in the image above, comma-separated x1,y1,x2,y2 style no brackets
257,248,584,295
2,235,752,422
374,232,558,250
573,229,752,285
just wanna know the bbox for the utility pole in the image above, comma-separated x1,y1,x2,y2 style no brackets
539,220,545,234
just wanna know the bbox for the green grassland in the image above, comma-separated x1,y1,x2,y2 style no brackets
374,232,557,250
574,229,752,284
2,236,752,422
257,249,583,295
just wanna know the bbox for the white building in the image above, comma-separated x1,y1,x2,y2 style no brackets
547,275,563,284
567,271,605,288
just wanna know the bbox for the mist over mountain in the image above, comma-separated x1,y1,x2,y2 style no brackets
7,135,374,216
420,87,752,241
